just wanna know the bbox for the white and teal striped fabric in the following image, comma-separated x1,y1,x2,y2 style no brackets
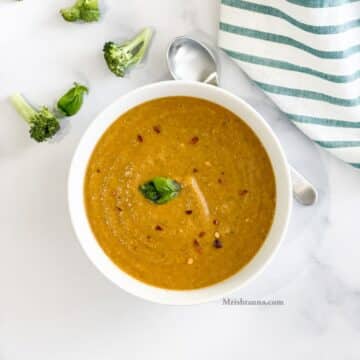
218,0,360,169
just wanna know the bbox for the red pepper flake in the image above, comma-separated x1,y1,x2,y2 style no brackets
213,239,223,249
185,210,193,215
239,189,249,196
192,168,199,173
193,239,202,253
115,206,122,212
198,231,205,238
218,178,222,184
96,168,101,173
137,134,143,142
213,219,219,225
146,235,151,240
153,125,161,134
155,225,163,231
190,136,199,144
221,171,225,175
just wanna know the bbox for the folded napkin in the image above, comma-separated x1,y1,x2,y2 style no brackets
218,0,360,169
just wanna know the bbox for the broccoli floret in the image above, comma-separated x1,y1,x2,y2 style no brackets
60,0,100,22
103,28,153,77
10,93,60,142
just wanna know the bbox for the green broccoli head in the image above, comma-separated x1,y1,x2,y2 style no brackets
29,108,60,142
10,94,60,143
103,28,153,77
103,42,130,77
60,7,80,22
60,0,100,22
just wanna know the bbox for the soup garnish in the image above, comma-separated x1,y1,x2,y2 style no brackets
139,177,182,204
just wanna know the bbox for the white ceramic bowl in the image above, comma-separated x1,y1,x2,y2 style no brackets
68,81,292,305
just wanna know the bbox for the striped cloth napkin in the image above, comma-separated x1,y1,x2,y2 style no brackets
218,0,360,169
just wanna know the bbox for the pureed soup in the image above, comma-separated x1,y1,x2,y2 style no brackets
84,97,276,289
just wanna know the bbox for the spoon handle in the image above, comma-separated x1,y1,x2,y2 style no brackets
204,72,218,86
290,166,318,205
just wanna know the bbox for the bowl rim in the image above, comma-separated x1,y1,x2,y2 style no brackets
68,80,292,305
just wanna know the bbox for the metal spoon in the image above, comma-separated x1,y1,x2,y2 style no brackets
167,36,318,206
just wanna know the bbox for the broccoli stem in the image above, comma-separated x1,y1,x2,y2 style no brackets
10,93,36,124
125,28,152,59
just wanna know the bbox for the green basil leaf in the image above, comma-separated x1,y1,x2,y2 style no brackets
57,82,88,116
139,177,181,204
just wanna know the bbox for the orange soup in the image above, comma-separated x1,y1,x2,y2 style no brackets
84,97,276,289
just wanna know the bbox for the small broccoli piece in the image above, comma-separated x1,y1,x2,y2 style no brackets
10,93,60,142
57,83,88,116
60,0,100,22
103,28,153,77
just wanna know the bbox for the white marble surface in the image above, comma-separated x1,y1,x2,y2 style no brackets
1,1,359,358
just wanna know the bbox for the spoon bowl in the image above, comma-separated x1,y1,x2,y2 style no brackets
167,36,218,85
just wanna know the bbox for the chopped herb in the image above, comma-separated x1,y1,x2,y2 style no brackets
139,177,181,205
